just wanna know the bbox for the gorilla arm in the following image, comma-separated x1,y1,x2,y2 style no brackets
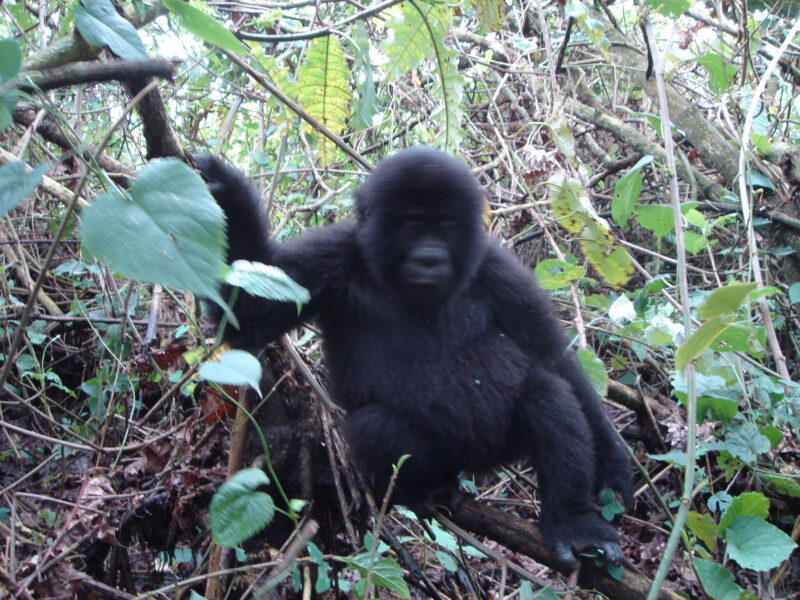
194,154,355,351
479,245,628,567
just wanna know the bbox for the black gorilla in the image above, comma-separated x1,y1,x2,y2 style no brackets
195,148,632,568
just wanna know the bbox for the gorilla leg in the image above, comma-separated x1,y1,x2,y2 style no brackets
344,404,460,516
521,370,622,568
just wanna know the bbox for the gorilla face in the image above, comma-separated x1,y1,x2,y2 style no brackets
355,148,486,306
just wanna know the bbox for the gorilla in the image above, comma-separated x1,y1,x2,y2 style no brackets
194,148,632,568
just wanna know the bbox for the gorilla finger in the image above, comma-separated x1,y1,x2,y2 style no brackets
553,542,578,571
601,541,624,566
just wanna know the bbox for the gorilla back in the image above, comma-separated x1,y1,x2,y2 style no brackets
196,148,632,568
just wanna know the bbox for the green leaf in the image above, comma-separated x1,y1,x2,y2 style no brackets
687,511,718,551
533,258,586,290
435,550,458,572
724,516,797,571
611,155,652,229
790,282,800,304
693,559,742,600
718,492,769,535
199,349,262,397
599,488,624,521
346,23,381,130
383,2,439,77
74,0,147,59
684,230,707,255
675,316,734,370
429,52,465,149
698,282,757,320
210,468,275,547
225,260,309,306
0,38,22,82
347,554,411,599
80,158,231,321
695,53,737,94
634,204,674,238
705,422,770,465
163,0,246,56
764,474,800,499
576,349,608,398
647,0,692,18
760,425,783,449
296,35,352,165
0,161,48,217
745,170,774,191
471,0,508,31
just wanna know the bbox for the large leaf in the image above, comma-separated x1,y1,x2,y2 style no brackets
718,492,769,536
634,204,674,238
383,2,438,77
533,258,585,290
348,554,411,599
199,349,262,397
225,260,309,305
695,53,738,95
576,349,608,397
548,171,594,233
693,559,742,600
296,35,352,165
74,0,147,59
698,282,757,320
347,23,381,130
578,223,634,288
210,468,275,547
80,158,230,317
163,0,246,56
724,516,797,571
383,1,462,147
0,161,48,217
687,511,718,551
675,316,734,370
429,49,465,149
612,155,652,230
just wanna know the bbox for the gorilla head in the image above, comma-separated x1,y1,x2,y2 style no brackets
355,147,487,306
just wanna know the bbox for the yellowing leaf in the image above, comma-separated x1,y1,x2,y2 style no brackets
296,36,352,165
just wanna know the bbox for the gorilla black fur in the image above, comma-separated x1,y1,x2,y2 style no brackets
195,148,632,567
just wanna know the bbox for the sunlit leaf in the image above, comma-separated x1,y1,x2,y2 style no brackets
296,36,352,165
74,0,147,59
80,158,231,321
199,349,262,397
163,0,246,56
698,282,757,320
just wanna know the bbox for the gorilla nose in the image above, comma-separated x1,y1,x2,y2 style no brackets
412,246,448,269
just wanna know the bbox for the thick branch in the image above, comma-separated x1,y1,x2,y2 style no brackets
18,58,177,93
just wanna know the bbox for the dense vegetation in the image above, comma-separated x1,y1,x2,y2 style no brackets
1,0,799,598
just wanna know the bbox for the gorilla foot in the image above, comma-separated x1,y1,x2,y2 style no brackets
542,512,623,571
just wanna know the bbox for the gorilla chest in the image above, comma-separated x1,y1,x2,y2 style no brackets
319,299,529,416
